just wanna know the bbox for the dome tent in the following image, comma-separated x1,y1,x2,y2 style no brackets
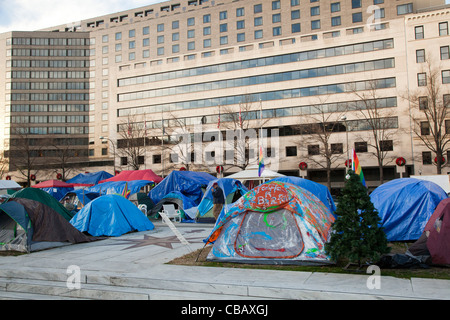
204,181,335,265
70,194,154,237
370,178,448,241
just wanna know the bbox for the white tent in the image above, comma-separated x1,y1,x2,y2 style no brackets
226,165,285,182
0,180,21,190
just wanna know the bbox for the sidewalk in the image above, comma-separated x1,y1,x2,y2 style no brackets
0,223,448,300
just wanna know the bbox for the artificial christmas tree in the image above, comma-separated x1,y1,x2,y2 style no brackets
325,171,390,267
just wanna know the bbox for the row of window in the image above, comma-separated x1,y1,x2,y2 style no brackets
11,115,89,124
9,59,89,68
10,82,89,90
9,37,89,46
10,93,89,102
414,21,449,40
417,70,450,87
416,46,450,63
118,38,394,87
9,49,90,57
10,71,89,79
10,104,89,113
118,77,396,117
119,58,395,102
11,126,89,135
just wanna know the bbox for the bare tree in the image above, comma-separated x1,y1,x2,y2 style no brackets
352,80,398,183
0,150,7,179
295,101,348,191
404,59,450,174
117,114,147,170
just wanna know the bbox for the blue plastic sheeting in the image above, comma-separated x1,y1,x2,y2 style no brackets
70,194,154,237
87,180,153,197
62,189,100,206
67,171,113,186
270,177,336,213
42,187,74,201
196,179,248,218
149,171,216,205
370,178,448,241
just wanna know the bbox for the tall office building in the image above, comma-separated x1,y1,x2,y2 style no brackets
1,0,449,190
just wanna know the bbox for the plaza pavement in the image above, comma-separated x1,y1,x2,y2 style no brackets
0,222,448,301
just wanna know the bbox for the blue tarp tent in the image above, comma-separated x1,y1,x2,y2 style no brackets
370,178,448,241
87,180,154,197
270,177,336,213
70,194,154,237
149,171,216,205
194,178,248,220
150,191,198,216
67,171,114,186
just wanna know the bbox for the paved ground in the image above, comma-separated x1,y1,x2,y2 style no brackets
0,222,448,302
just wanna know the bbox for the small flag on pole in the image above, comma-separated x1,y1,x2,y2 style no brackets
258,145,265,177
352,148,366,187
121,182,131,199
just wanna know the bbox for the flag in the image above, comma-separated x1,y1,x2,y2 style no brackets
239,105,243,128
352,148,366,187
121,182,131,199
258,145,265,177
217,106,221,129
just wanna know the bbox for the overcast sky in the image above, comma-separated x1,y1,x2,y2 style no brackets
1,0,450,34
0,0,163,33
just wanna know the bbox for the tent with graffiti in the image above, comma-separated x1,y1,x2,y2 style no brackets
0,188,93,252
370,178,448,241
70,194,155,237
204,181,335,265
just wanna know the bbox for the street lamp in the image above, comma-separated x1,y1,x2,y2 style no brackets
340,116,350,172
99,136,116,174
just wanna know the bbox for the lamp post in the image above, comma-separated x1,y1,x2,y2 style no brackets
340,116,349,172
99,136,116,174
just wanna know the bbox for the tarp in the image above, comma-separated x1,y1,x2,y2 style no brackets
70,194,155,237
67,171,113,187
0,198,93,252
99,169,163,184
226,165,285,181
270,177,336,213
11,188,75,220
0,180,21,190
32,180,75,201
149,171,216,205
205,181,335,265
194,178,248,220
370,178,448,241
88,180,153,197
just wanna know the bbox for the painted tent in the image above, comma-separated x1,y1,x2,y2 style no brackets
32,180,74,201
205,181,335,265
370,178,448,241
0,188,92,252
70,194,154,237
67,171,113,187
193,179,248,221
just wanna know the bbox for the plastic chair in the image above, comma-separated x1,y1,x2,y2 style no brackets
138,204,148,216
161,204,182,223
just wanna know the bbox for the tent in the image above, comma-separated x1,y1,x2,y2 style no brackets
370,178,448,241
149,171,216,206
11,188,75,220
67,171,113,187
0,194,93,252
193,178,248,221
226,165,285,182
70,194,155,237
60,189,101,213
150,191,198,217
32,180,74,201
270,177,336,213
204,181,335,265
0,180,21,190
99,169,163,184
88,180,153,198
408,198,450,265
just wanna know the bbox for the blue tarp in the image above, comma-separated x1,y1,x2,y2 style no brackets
149,171,216,205
270,177,337,213
370,178,448,241
67,171,113,186
62,189,100,206
87,180,153,197
42,187,74,201
70,194,154,237
196,178,248,219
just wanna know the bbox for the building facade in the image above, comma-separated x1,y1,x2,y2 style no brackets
1,0,450,191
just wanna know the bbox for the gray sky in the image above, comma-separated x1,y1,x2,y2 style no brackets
0,0,163,33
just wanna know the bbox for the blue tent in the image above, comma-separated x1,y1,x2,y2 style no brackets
70,194,154,237
195,178,248,220
370,178,448,241
67,171,113,186
149,171,216,205
87,180,153,197
270,177,336,213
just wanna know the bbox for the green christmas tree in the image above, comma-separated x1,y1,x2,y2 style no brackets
325,171,390,267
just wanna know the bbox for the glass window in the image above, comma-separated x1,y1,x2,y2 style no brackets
416,49,425,63
272,1,281,10
255,17,263,26
254,4,262,13
331,2,340,12
397,3,413,15
219,11,227,20
255,30,263,39
311,6,320,16
115,32,122,40
352,12,362,23
272,13,281,23
291,10,300,20
292,23,301,33
311,20,321,30
237,20,245,29
236,7,245,17
273,27,282,36
203,14,211,23
187,17,195,26
331,16,341,26
439,22,448,36
129,29,135,38
441,46,450,60
172,20,179,29
352,0,361,9
415,26,424,39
